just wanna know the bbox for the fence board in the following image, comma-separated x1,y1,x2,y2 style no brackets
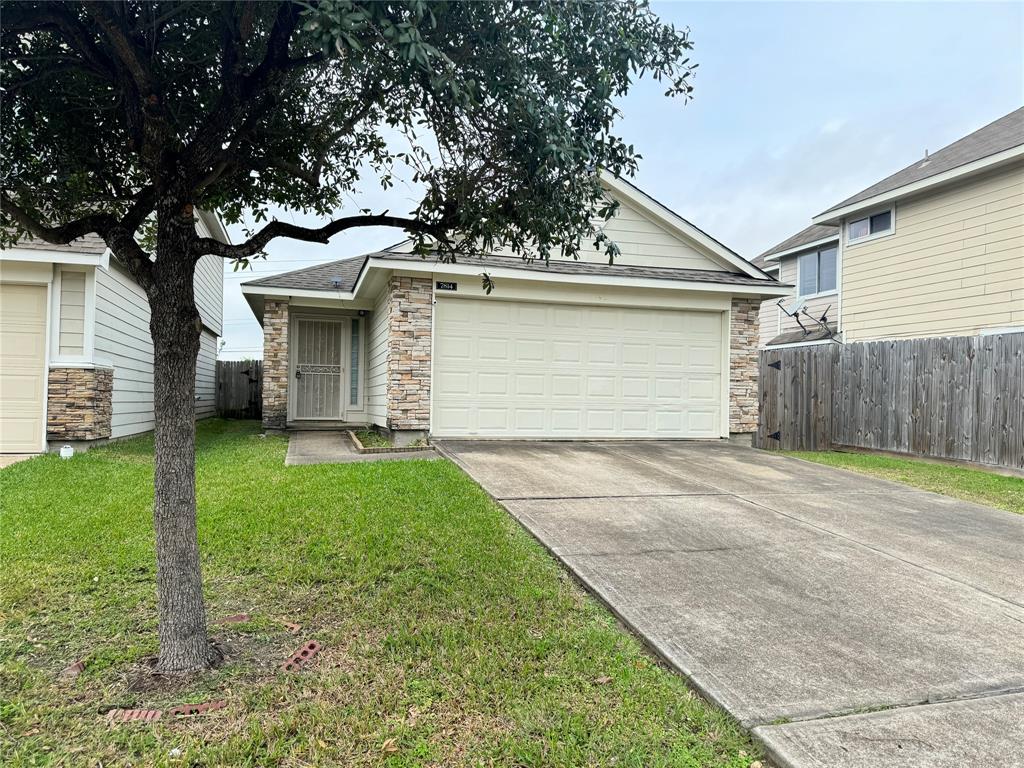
754,333,1023,470
216,360,263,419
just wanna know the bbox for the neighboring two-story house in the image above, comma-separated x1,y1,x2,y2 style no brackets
0,212,228,455
754,106,1023,347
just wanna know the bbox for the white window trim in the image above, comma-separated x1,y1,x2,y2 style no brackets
796,247,839,298
845,204,896,246
49,265,97,365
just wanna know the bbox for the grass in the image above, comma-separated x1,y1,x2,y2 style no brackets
0,420,759,767
788,450,1024,515
353,429,392,449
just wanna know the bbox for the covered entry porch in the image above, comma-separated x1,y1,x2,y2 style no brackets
286,310,368,425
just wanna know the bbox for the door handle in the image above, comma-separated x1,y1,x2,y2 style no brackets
295,369,302,379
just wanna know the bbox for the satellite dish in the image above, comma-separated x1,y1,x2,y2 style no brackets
330,276,343,289
784,297,806,316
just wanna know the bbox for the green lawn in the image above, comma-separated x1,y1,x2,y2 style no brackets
1,420,758,767
788,451,1024,515
353,428,392,448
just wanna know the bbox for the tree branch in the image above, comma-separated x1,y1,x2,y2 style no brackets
193,214,449,260
1,194,115,244
88,5,153,92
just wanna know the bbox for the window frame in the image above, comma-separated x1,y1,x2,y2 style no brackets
846,204,896,246
796,245,839,299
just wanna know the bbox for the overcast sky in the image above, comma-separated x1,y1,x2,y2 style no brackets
220,1,1023,359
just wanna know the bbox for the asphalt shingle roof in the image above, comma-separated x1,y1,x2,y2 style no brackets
820,106,1024,216
243,250,787,293
757,224,839,261
9,233,108,254
243,255,367,292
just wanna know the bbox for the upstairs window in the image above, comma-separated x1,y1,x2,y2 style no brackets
798,246,838,296
848,208,893,243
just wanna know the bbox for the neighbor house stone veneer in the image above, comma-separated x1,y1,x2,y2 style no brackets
47,366,113,441
262,298,289,429
386,275,432,431
729,297,760,434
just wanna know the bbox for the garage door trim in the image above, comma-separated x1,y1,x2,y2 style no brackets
431,295,729,439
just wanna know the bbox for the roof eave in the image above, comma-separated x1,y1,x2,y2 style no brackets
813,144,1024,225
763,235,841,262
366,256,793,298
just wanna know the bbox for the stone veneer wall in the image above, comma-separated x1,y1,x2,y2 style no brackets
386,275,433,431
262,299,289,429
729,297,760,434
47,366,113,441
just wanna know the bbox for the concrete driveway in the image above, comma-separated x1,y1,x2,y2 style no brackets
437,440,1024,768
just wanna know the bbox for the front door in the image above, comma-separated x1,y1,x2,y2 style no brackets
292,317,346,420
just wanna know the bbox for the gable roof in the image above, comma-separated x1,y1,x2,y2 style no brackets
600,174,775,280
757,224,839,263
815,106,1024,222
244,254,366,292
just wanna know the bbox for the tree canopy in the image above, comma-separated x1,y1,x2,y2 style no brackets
0,0,696,672
2,0,696,271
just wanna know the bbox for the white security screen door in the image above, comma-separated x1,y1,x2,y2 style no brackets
292,317,345,419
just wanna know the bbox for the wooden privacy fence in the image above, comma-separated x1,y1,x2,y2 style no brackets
754,333,1024,469
215,360,263,419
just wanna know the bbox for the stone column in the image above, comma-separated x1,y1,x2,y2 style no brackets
386,275,432,434
47,366,113,442
262,299,289,430
729,297,760,436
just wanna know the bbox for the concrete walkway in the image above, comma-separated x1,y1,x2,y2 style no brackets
437,439,1024,768
285,430,437,465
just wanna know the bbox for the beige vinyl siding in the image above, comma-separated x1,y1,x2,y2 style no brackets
365,286,390,427
58,270,86,355
479,195,730,272
591,197,728,270
757,297,780,347
842,162,1024,341
95,261,220,438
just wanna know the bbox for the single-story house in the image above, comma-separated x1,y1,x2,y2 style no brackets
242,176,789,443
752,105,1023,348
0,212,228,454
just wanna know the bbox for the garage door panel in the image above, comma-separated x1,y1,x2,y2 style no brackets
552,375,581,396
514,339,545,363
688,410,719,434
622,377,649,398
622,343,652,366
552,341,581,363
437,334,472,361
688,377,720,402
688,345,720,369
588,342,616,365
478,408,508,430
1,283,47,452
433,298,724,438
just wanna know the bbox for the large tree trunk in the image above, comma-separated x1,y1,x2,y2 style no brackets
148,207,213,673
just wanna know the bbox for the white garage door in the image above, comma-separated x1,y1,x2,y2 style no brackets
0,283,48,453
433,298,724,438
